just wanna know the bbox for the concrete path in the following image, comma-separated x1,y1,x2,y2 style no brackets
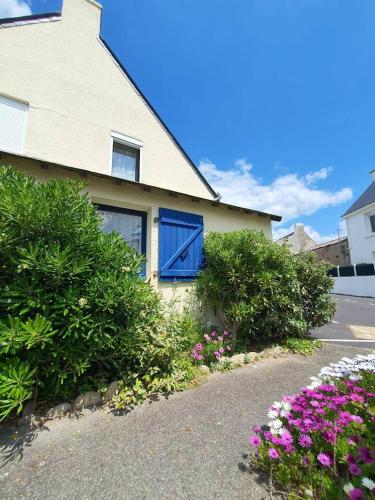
0,344,373,500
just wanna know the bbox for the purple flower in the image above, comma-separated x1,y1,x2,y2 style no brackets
323,430,336,445
263,431,272,441
223,330,229,336
302,455,309,467
298,434,312,448
195,343,203,351
268,448,279,460
346,454,356,464
218,347,224,354
211,331,216,337
196,354,203,361
317,452,331,467
249,435,261,448
280,430,293,444
217,336,223,341
252,425,261,433
348,462,361,476
351,415,363,424
349,488,363,499
358,447,374,464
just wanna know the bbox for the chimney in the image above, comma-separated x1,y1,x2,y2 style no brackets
294,223,304,235
370,169,375,182
62,0,102,37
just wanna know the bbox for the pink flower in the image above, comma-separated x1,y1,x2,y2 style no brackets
196,354,203,361
211,331,216,337
253,425,261,433
348,462,361,476
268,448,279,460
317,452,331,467
218,347,224,354
226,346,231,351
298,434,312,448
351,415,363,424
217,336,223,341
223,331,229,336
195,343,203,351
249,435,261,448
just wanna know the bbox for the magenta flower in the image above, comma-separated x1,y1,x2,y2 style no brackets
268,448,279,460
253,425,261,433
211,331,216,337
249,435,261,448
349,488,363,499
317,452,331,467
298,434,312,448
351,415,363,424
348,462,361,476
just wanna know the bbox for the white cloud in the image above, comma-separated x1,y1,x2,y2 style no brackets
199,158,352,223
0,0,31,18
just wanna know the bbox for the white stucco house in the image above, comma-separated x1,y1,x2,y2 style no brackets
343,170,375,265
0,0,280,308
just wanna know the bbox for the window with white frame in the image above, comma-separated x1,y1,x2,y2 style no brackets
370,214,375,233
111,132,142,182
0,95,28,154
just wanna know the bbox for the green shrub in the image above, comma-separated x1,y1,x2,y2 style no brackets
0,166,164,419
196,229,334,347
294,252,336,331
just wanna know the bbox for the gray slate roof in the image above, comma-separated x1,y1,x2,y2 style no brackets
343,181,375,216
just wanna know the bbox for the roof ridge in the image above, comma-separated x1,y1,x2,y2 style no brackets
0,12,61,25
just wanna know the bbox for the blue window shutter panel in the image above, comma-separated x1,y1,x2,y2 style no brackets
159,208,204,281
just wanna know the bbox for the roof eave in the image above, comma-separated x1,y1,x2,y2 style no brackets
0,150,281,221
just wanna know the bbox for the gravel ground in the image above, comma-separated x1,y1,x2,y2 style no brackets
0,344,372,500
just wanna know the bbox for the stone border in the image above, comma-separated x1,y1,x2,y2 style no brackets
18,347,287,427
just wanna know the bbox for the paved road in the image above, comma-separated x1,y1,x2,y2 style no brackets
312,294,375,348
0,344,373,500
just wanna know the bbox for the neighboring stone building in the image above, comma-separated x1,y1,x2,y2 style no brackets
275,223,316,254
310,237,351,266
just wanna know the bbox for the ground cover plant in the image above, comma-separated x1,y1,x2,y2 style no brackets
196,229,335,348
191,329,232,367
0,167,195,420
248,352,375,499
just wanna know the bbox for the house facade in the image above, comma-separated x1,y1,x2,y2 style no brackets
0,0,280,307
343,170,375,265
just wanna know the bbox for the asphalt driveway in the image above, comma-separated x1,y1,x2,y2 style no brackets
313,294,375,348
0,344,373,500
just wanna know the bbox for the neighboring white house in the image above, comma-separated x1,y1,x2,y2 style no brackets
343,170,375,265
0,0,281,310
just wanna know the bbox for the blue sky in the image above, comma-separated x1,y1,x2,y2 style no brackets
3,0,375,241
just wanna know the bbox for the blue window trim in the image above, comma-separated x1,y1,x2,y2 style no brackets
95,204,147,275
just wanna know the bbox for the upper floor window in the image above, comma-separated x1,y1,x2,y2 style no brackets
370,214,375,233
0,95,28,154
111,132,142,182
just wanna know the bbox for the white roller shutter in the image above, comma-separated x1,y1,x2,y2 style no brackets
0,95,28,154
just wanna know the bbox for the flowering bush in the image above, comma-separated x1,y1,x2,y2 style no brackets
191,330,232,365
249,352,375,498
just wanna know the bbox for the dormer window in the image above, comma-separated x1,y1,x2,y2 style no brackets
111,132,142,182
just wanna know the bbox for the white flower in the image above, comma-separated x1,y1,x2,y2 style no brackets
362,477,375,490
267,409,279,419
78,297,87,307
272,401,282,409
270,418,283,429
281,401,291,412
343,482,355,495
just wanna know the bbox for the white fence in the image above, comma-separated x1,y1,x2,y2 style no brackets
333,276,375,298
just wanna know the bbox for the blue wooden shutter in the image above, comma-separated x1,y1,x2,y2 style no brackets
158,208,203,281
